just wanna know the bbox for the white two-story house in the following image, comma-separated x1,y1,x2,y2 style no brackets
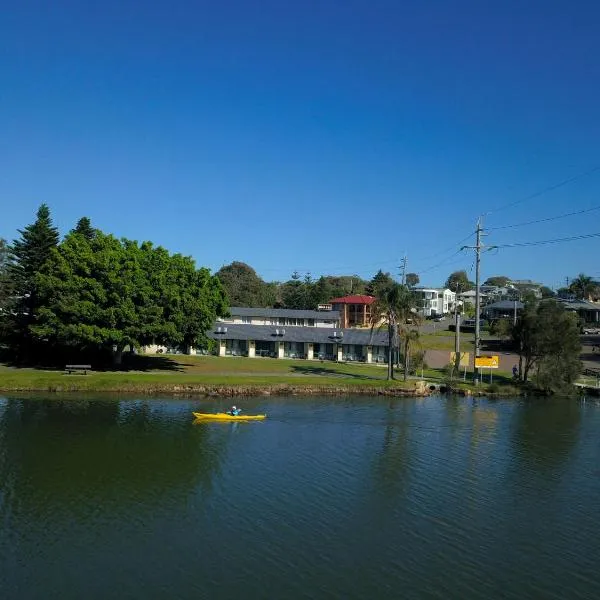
414,288,456,317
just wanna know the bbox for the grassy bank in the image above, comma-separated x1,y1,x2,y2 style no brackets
0,355,524,396
0,356,419,394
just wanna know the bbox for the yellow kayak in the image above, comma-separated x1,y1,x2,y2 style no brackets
192,412,267,421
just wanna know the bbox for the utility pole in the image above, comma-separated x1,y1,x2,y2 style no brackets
399,255,407,285
474,219,483,384
462,218,485,385
513,299,518,326
454,304,461,371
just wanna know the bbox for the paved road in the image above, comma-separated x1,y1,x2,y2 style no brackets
423,333,600,373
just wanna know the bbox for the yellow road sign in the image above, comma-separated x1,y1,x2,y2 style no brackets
475,355,499,369
450,352,470,367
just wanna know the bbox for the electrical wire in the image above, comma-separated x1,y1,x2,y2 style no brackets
491,231,600,249
487,164,600,214
487,204,600,231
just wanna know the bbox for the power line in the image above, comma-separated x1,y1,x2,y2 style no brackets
416,248,468,276
488,164,600,214
491,231,600,249
418,232,475,262
487,204,600,231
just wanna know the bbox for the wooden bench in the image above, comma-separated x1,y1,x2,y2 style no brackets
65,364,92,375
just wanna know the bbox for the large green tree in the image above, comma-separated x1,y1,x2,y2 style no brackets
6,204,60,357
445,270,474,293
215,261,274,307
533,301,581,393
34,228,227,364
366,270,394,296
512,300,581,391
484,275,511,287
0,239,13,323
405,272,420,288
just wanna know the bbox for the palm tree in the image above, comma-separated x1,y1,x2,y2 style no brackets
369,283,421,381
570,273,594,300
401,328,422,382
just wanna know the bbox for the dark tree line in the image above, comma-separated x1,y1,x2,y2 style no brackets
214,265,420,310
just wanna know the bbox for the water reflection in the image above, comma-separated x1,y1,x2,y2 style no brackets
511,399,581,473
372,400,412,498
0,397,228,524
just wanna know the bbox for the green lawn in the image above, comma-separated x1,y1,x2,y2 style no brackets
0,355,415,393
0,354,522,394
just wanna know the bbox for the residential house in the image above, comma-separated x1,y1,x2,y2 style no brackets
414,288,456,317
510,279,543,299
330,295,376,328
557,298,600,323
483,300,524,320
480,285,519,302
458,290,487,306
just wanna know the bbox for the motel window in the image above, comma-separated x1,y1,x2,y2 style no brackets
241,317,251,324
307,319,315,326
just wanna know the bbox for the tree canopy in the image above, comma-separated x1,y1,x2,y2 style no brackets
215,261,275,307
484,276,511,287
1,208,227,365
405,272,419,288
445,270,474,293
568,273,599,300
512,300,581,392
366,270,394,296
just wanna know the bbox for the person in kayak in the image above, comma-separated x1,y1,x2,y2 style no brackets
229,405,241,416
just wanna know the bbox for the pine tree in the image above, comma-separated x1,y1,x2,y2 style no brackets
7,204,60,357
72,216,96,241
12,204,60,292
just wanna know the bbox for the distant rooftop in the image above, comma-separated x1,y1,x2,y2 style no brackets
485,300,524,310
330,295,376,305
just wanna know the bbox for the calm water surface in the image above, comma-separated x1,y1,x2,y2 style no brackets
1,394,599,599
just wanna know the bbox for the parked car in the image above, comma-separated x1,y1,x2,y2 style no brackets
433,315,445,322
583,327,600,335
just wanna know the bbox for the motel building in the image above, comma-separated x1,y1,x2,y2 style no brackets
143,306,390,363
209,323,389,363
211,306,389,362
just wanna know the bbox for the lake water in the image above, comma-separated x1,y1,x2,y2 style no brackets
1,394,599,599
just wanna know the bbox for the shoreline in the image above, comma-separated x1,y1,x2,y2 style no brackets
0,382,431,396
0,379,531,398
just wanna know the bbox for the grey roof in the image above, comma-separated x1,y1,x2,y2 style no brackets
209,323,390,346
484,300,524,311
229,307,340,320
557,299,600,311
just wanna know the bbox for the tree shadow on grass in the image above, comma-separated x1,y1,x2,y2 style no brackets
291,365,382,380
0,348,184,373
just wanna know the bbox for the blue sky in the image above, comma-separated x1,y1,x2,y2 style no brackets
2,0,599,289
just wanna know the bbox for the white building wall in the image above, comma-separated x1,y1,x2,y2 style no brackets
220,313,339,328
